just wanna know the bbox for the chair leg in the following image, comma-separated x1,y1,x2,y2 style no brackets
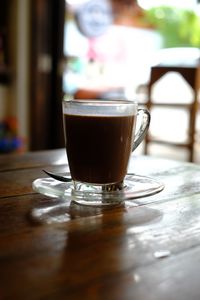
188,92,198,162
144,84,152,155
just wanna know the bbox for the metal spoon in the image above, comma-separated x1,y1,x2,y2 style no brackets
43,170,135,183
43,170,72,182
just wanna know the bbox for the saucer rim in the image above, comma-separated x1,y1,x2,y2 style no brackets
32,174,164,203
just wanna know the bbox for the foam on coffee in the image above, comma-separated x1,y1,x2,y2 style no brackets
62,100,137,117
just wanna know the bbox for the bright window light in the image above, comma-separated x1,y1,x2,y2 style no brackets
138,0,197,10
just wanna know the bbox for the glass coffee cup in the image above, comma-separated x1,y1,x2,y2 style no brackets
62,99,150,206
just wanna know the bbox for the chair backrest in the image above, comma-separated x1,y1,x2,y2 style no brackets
152,47,200,67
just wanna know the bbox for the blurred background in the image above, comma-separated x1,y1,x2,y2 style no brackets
0,0,200,162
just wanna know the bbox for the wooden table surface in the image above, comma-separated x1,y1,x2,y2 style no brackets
1,148,200,300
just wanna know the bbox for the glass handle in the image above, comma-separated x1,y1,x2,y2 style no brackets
132,108,150,152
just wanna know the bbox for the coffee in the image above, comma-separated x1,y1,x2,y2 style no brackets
64,114,135,184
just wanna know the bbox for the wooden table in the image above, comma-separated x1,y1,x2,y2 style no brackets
1,148,200,300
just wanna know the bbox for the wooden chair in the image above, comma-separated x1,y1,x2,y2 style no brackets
144,47,200,162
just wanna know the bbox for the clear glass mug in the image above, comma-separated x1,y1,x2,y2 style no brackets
62,99,150,206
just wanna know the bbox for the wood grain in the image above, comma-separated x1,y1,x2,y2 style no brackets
0,149,200,299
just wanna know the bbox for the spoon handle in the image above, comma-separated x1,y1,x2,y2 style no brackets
43,170,72,182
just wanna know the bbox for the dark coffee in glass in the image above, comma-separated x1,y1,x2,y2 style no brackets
64,113,135,184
